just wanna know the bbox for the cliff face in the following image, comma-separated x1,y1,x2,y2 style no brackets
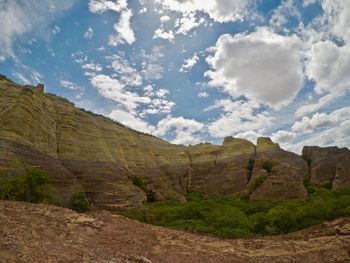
0,77,349,210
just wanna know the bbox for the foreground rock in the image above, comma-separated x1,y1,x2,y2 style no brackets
1,201,350,263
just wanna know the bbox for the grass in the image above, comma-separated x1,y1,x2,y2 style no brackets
123,187,350,239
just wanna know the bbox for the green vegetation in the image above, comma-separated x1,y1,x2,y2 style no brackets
253,175,267,190
0,165,57,204
246,158,255,181
132,176,156,202
123,187,350,239
262,160,274,174
70,192,91,212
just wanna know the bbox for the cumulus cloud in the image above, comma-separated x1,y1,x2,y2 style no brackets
0,0,77,60
271,130,296,143
292,106,350,133
109,109,155,134
207,99,274,137
89,0,135,46
90,74,151,113
205,28,304,108
306,40,350,94
156,0,254,23
154,115,205,145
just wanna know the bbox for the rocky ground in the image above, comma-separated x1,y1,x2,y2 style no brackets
1,201,350,262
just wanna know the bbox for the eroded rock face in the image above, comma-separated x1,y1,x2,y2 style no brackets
249,150,308,201
0,79,349,209
256,137,281,153
302,146,350,189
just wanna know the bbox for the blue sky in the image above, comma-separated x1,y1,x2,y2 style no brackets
0,0,350,153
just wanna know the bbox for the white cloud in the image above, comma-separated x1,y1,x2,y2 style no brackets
153,28,175,41
155,0,254,23
89,0,135,46
198,92,209,98
180,53,199,72
109,8,136,45
108,54,143,86
207,99,274,137
0,0,77,60
109,109,155,134
60,80,83,90
306,40,350,94
84,27,94,39
205,28,304,108
90,74,151,113
295,90,345,117
271,130,296,143
154,115,205,145
82,63,103,72
88,0,127,13
269,0,301,29
141,86,175,116
292,106,350,133
160,15,171,22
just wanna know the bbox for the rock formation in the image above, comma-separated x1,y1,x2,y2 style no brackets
303,146,350,189
0,76,350,210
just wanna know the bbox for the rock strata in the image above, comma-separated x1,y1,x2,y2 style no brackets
1,79,350,209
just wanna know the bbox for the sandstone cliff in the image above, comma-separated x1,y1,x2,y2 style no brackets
0,76,349,209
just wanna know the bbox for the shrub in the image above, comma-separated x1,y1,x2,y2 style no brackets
0,166,57,204
131,176,156,203
70,192,90,212
123,186,350,239
246,159,255,181
253,175,267,191
262,161,274,174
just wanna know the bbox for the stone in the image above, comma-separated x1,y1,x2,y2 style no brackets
256,137,281,153
302,146,350,188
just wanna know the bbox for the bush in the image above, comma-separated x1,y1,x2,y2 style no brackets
246,159,255,181
70,192,90,212
122,186,350,239
253,175,267,191
262,161,274,174
132,176,156,203
0,166,57,204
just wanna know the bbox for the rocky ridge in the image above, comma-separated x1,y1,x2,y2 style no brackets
1,76,350,210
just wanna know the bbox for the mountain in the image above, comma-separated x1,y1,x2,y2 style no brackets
1,75,350,210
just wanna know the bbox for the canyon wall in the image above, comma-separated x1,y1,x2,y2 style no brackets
1,76,349,210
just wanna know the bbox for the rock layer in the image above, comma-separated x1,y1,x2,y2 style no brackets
0,78,350,209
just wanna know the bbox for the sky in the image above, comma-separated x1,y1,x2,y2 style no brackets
0,0,350,153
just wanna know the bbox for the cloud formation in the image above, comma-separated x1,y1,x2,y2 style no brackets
0,0,77,60
205,28,304,108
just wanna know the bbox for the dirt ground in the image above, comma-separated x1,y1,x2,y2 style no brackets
1,201,350,263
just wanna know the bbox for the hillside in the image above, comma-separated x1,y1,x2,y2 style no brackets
1,76,350,210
